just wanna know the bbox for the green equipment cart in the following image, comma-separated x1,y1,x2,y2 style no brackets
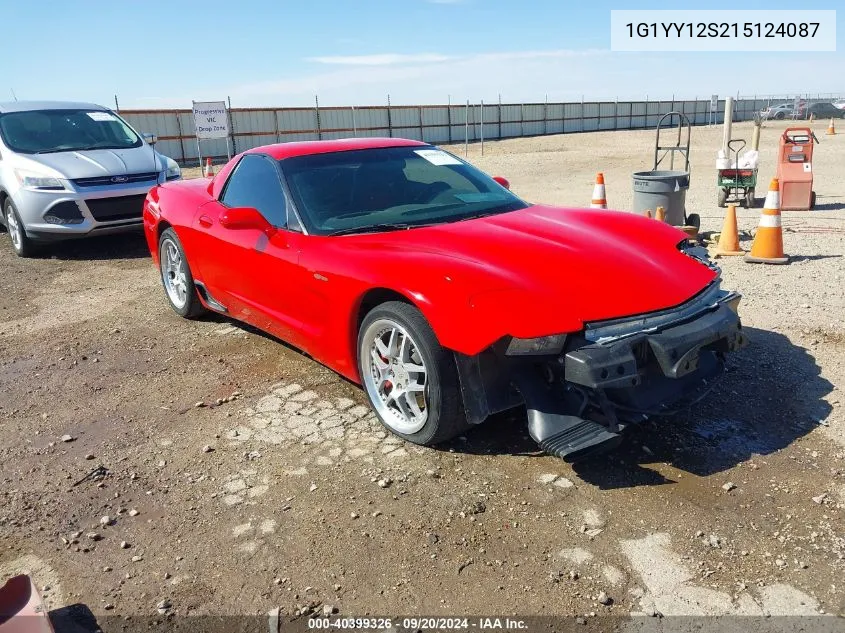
717,138,757,208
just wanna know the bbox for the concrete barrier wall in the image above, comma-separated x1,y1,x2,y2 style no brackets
116,97,809,165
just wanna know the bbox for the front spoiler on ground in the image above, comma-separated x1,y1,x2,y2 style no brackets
455,287,748,462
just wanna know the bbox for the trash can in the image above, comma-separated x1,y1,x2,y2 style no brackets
632,170,690,226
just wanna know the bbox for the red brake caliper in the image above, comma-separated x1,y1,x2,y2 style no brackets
379,348,392,395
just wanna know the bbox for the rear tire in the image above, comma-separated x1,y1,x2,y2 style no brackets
4,199,37,258
717,188,727,208
745,188,756,208
357,301,469,446
158,228,206,318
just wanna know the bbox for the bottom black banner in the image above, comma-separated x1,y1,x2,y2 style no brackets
29,607,845,633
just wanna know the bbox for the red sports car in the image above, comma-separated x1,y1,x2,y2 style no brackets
143,138,747,461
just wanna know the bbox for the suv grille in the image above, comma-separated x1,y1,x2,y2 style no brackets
72,172,158,187
85,195,146,222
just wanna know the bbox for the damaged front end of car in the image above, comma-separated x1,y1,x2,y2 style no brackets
454,254,749,462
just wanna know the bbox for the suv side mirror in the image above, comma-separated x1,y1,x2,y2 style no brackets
142,133,158,146
492,176,510,190
219,207,275,235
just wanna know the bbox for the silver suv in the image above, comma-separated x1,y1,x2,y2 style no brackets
0,101,181,257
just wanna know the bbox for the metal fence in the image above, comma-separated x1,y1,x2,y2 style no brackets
117,94,843,166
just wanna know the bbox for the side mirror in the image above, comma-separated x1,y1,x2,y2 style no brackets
142,133,158,146
492,176,510,190
219,207,275,234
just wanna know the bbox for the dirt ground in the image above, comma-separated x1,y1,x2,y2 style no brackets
1,120,844,629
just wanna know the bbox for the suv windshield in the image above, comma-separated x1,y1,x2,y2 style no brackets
0,109,142,154
281,146,528,235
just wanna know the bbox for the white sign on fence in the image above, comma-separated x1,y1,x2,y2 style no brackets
192,101,229,139
710,95,718,111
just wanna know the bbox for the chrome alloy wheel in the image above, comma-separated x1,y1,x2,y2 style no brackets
361,318,429,434
6,207,22,252
160,236,188,309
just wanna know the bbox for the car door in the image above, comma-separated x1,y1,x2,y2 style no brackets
191,153,304,341
190,154,263,315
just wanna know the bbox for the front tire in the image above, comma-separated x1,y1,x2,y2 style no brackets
4,199,37,258
158,228,205,318
358,301,468,446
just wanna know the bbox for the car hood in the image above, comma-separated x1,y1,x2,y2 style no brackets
21,146,164,179
340,205,717,325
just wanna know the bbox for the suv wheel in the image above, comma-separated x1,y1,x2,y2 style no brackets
4,199,36,258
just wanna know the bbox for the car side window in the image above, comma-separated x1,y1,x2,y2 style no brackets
220,154,287,227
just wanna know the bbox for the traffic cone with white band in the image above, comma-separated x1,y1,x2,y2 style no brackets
590,173,607,209
204,158,214,178
745,178,788,264
826,118,836,135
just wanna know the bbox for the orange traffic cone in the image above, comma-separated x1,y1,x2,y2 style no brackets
654,206,666,222
643,209,652,219
204,158,214,177
590,173,607,209
714,205,745,257
745,178,788,264
826,118,836,135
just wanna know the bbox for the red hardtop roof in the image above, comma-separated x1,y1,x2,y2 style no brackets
246,137,428,159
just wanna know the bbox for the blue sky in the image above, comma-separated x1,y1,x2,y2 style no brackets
1,0,842,108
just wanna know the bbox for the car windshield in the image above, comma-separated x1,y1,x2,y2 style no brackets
280,145,528,235
0,109,142,154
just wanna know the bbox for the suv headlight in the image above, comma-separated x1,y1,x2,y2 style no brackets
14,169,66,191
505,334,567,356
163,157,181,181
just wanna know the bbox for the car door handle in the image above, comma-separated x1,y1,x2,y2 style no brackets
198,215,213,228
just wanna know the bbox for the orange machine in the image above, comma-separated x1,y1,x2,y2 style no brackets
776,127,817,210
